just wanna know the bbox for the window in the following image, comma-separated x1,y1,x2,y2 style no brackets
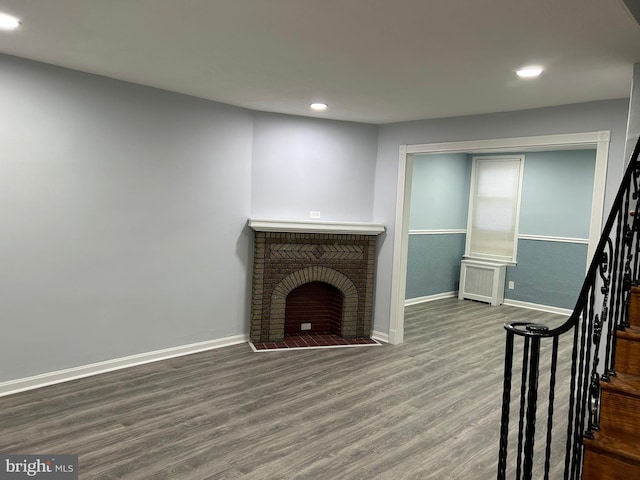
466,155,524,262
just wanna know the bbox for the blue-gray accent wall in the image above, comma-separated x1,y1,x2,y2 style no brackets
406,153,470,299
406,234,466,298
409,153,471,230
506,240,588,309
519,150,595,238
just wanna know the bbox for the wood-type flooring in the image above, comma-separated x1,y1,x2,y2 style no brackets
0,298,573,479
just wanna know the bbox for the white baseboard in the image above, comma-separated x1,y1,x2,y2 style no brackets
502,299,572,316
0,334,249,398
404,291,457,306
371,330,389,343
387,328,405,345
404,292,572,316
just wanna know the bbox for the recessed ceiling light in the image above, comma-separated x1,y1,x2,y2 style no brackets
0,12,21,30
516,66,543,78
310,103,328,111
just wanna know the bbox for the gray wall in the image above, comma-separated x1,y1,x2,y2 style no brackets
251,112,378,222
374,100,631,332
0,54,256,381
0,54,381,383
626,63,640,162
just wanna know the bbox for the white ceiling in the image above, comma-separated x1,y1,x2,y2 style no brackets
1,0,640,124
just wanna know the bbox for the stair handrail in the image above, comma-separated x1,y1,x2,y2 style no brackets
497,133,640,480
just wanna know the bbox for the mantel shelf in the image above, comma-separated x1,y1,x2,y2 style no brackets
248,219,385,235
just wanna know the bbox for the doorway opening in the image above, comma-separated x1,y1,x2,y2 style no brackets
388,131,611,344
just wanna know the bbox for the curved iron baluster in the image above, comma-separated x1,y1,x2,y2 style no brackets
585,242,613,436
497,135,640,480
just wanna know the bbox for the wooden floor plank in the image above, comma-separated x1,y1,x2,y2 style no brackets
0,298,571,479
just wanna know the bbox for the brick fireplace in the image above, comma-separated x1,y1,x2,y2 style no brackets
248,219,385,343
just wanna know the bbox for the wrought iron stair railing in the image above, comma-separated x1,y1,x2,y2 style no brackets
496,134,640,480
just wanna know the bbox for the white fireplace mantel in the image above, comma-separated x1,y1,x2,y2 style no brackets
248,219,385,235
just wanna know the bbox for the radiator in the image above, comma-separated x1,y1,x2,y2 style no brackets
458,259,507,306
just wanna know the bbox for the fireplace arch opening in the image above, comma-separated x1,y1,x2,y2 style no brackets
285,281,344,336
268,266,359,341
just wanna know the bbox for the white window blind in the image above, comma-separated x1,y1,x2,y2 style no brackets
467,156,524,262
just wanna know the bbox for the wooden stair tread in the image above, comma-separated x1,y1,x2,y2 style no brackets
617,324,640,341
601,372,640,398
583,430,640,464
615,324,640,375
583,285,640,479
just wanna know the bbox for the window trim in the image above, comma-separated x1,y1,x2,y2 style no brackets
465,154,525,264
